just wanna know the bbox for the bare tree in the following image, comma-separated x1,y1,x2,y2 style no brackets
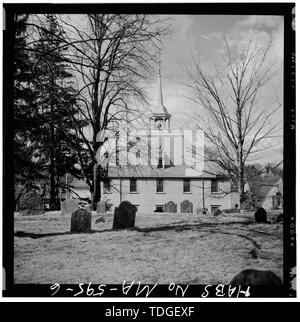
55,14,169,209
185,35,282,203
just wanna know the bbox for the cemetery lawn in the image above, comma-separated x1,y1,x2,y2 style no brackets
14,211,283,284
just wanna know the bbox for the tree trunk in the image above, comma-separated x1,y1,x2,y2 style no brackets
237,99,244,205
49,139,56,209
237,143,244,204
49,85,58,210
92,163,101,210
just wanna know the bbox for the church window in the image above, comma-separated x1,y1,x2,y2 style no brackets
211,179,219,193
155,205,164,212
156,179,164,192
130,179,137,192
183,179,191,192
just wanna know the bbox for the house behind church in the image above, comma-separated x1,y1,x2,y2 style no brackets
246,175,283,210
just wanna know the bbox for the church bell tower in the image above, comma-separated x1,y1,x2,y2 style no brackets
150,55,171,130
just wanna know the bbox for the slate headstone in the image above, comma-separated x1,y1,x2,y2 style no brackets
19,190,45,215
180,200,193,213
70,208,91,232
113,201,137,229
61,199,79,215
255,207,267,223
164,201,177,213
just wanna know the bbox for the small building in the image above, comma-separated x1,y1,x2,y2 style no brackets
247,175,283,210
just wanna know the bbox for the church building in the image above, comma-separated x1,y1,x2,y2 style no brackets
98,61,239,214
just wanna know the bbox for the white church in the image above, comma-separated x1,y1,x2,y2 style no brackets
71,62,239,214
95,62,239,213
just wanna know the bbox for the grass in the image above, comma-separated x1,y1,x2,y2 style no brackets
14,211,283,284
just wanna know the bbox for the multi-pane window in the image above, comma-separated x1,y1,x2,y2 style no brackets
156,179,164,192
211,179,219,193
155,205,164,212
103,180,111,193
183,179,191,193
130,179,137,192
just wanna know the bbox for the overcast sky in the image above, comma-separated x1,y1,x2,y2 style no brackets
146,15,284,165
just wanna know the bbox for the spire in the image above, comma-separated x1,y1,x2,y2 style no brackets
156,55,164,107
153,50,170,116
150,48,171,131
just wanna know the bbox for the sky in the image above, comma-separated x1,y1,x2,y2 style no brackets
26,12,284,166
145,14,284,165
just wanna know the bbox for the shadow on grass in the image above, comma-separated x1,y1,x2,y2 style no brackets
134,220,254,233
14,220,256,240
14,229,113,239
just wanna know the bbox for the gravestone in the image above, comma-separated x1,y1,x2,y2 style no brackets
230,269,283,286
61,199,79,215
164,201,177,213
230,269,284,296
113,201,137,229
70,208,91,232
255,207,267,223
97,200,106,214
19,190,45,216
180,200,193,213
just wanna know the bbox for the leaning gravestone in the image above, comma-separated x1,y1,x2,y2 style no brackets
164,201,177,213
97,200,106,214
70,208,91,233
255,207,267,223
180,200,193,213
61,199,79,215
113,201,137,229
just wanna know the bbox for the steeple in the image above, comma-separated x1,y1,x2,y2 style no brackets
150,50,171,130
156,57,164,107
